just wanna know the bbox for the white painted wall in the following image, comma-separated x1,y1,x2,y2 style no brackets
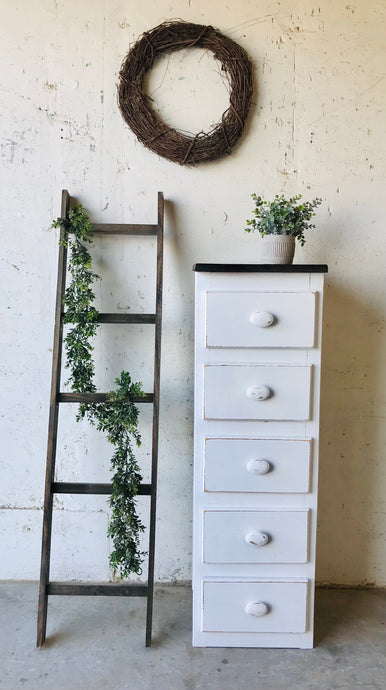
1,0,385,585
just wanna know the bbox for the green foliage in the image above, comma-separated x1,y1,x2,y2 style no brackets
245,194,322,246
51,205,146,577
78,372,146,577
52,204,94,245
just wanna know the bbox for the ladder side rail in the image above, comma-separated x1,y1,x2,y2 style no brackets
145,191,164,647
37,189,70,647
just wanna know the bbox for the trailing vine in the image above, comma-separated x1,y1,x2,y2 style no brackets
52,205,146,578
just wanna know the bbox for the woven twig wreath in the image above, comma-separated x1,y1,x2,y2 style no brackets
118,21,253,166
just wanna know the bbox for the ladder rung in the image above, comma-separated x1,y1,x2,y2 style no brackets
47,582,148,597
91,223,158,236
61,312,156,324
57,392,153,403
97,313,156,324
52,482,151,495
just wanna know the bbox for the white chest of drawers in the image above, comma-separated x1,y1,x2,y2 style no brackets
192,263,328,648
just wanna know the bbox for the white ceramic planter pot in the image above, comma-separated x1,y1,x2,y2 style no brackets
261,235,295,264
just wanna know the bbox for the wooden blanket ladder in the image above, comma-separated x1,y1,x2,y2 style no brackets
37,190,164,647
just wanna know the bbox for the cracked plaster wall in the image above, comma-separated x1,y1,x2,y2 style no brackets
0,0,385,585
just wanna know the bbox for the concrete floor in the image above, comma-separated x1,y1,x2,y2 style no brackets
0,584,385,690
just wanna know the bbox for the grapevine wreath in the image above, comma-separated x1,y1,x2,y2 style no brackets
118,20,253,166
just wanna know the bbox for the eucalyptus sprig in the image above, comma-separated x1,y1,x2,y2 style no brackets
51,204,146,577
245,194,322,246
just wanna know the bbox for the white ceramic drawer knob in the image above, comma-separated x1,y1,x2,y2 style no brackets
245,601,270,617
249,311,275,328
245,530,269,547
246,459,272,475
246,384,271,401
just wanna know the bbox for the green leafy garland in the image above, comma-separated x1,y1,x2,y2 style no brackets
52,204,146,578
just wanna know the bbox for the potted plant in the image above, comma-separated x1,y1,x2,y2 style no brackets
245,193,322,264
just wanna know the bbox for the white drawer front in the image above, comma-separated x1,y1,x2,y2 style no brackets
202,580,308,633
203,510,309,564
204,438,311,493
205,291,316,348
204,365,311,420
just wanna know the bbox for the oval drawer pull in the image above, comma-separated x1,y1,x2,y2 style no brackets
245,530,269,547
246,459,272,475
245,601,270,617
246,384,271,401
249,311,275,328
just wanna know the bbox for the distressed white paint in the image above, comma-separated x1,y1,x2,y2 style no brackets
204,364,312,420
202,580,308,635
192,271,324,647
206,291,316,347
0,0,385,587
203,510,309,563
204,438,311,492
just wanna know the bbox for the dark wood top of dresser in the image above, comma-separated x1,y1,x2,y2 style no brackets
192,264,328,273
